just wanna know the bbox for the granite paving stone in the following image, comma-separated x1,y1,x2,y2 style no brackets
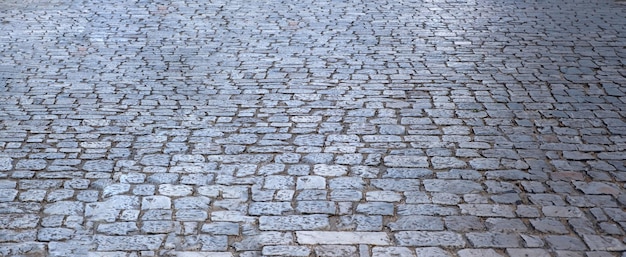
1,0,625,255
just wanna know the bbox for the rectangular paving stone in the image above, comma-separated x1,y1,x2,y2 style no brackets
296,231,391,245
398,204,459,216
262,245,311,256
169,252,233,257
296,201,336,214
424,179,483,194
457,249,504,257
459,204,516,217
546,235,587,251
249,202,293,216
466,232,520,248
259,215,329,231
582,234,626,251
542,206,584,218
94,235,166,251
506,248,551,257
383,156,429,168
313,245,358,257
371,179,421,191
0,229,36,242
388,215,444,231
395,231,465,247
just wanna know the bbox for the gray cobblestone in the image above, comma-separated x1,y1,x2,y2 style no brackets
396,231,465,247
259,215,329,231
466,232,521,248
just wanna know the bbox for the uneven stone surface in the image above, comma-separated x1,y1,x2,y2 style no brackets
0,0,625,256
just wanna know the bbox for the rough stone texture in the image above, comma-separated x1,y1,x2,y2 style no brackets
1,0,626,256
466,232,521,248
296,231,391,245
262,245,311,256
395,231,465,247
458,249,504,257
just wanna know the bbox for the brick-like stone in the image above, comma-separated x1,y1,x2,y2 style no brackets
466,232,520,248
262,245,311,256
297,231,391,245
260,215,329,230
384,156,429,168
94,235,165,251
395,231,465,247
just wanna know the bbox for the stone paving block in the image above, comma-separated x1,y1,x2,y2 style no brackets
424,179,483,194
231,232,293,251
296,201,336,214
530,218,569,234
0,189,18,202
356,202,394,215
142,196,171,210
337,215,383,231
170,252,233,257
396,231,465,247
573,182,621,196
459,204,515,217
582,235,626,251
259,215,329,231
506,248,551,257
312,165,348,177
384,156,429,168
543,206,584,218
365,191,403,202
296,231,391,245
94,235,165,251
97,222,138,236
485,218,527,232
457,249,504,257
372,246,416,257
262,245,310,256
546,235,588,251
388,215,444,231
371,179,421,191
313,245,358,257
0,242,46,256
249,202,293,216
415,247,453,257
43,201,83,216
0,157,12,171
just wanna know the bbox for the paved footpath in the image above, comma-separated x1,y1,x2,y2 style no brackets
1,0,625,256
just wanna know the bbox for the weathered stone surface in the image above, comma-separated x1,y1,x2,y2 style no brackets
424,180,483,194
466,232,520,248
1,0,625,256
94,235,166,251
388,216,444,231
414,247,453,257
384,156,429,168
395,231,465,247
506,248,551,257
458,249,504,257
459,204,515,217
314,245,358,257
262,245,311,256
259,215,329,231
142,196,172,210
97,222,138,236
582,235,626,251
297,231,392,245
573,182,621,196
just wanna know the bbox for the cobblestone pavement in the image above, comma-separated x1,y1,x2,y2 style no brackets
1,0,625,256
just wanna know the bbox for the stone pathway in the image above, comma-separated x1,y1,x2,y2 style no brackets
1,0,625,256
